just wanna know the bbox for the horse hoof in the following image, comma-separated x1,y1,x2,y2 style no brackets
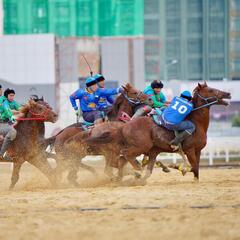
181,169,187,176
162,167,170,173
193,177,199,182
112,176,122,182
9,185,14,191
134,172,142,179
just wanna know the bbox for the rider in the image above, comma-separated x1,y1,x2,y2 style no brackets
70,76,122,125
160,90,195,149
131,80,168,119
93,74,115,114
0,88,21,161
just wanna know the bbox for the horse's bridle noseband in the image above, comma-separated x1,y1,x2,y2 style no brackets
193,90,220,111
123,90,144,105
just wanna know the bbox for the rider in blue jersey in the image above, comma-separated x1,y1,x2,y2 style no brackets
93,74,115,112
69,76,122,125
161,90,195,149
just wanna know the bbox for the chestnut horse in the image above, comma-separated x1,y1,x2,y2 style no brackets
86,82,231,181
45,83,166,185
3,99,58,190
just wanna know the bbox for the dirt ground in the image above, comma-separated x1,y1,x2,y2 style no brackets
0,161,239,240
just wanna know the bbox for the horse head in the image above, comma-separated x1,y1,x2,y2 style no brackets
122,83,152,105
22,99,58,123
193,82,231,107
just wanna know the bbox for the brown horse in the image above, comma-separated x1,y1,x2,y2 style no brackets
48,83,156,185
5,99,58,190
86,82,231,181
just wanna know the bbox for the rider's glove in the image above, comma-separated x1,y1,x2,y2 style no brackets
75,109,80,117
117,87,124,94
9,116,16,125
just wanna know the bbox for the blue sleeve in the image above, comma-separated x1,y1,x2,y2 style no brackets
69,89,84,110
107,95,115,104
98,88,119,97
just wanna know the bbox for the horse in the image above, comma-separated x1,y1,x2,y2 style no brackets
48,83,167,186
85,82,231,182
3,99,58,190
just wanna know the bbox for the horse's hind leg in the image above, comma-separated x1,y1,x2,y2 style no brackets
9,162,23,190
79,161,96,175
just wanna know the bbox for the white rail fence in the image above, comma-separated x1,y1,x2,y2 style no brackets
156,137,240,165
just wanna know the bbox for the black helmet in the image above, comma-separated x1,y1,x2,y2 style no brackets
151,80,164,89
4,88,15,98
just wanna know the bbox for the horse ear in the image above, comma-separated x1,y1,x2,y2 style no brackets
198,83,202,88
121,85,127,92
41,96,44,101
29,99,36,106
203,81,207,87
125,83,131,88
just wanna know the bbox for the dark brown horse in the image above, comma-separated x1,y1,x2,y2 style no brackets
86,82,231,181
5,99,58,190
49,83,154,185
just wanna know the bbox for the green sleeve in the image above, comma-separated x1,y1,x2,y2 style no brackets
151,92,166,108
14,101,21,110
2,101,13,119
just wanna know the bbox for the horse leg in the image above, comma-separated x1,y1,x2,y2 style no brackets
28,156,57,186
155,160,170,173
9,161,24,190
78,161,97,175
104,157,115,179
67,168,80,187
142,150,159,181
115,155,128,181
185,149,199,181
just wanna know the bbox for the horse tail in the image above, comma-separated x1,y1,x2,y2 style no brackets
86,131,113,145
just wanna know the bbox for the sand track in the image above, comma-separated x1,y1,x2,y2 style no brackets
0,162,239,240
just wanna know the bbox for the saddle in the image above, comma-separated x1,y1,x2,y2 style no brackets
151,108,164,126
82,121,94,131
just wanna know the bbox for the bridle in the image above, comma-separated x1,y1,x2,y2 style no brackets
17,106,51,121
192,90,220,111
123,90,145,105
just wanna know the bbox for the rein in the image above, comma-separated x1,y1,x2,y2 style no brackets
16,117,46,121
16,106,51,121
192,92,219,111
123,91,144,105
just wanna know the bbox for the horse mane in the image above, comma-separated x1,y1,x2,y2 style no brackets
106,94,125,119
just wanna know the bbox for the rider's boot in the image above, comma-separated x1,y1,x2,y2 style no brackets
170,131,191,150
131,106,152,120
0,137,13,161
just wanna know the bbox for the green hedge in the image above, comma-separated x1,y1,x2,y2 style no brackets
232,115,240,127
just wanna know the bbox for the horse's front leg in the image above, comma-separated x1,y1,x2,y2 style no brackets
185,148,199,181
27,154,57,186
9,160,24,190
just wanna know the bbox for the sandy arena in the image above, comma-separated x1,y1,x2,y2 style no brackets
0,161,239,240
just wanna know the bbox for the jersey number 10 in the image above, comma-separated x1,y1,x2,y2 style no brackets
171,101,188,114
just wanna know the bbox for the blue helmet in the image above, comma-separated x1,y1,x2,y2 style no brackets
93,74,105,82
85,77,97,87
180,90,192,100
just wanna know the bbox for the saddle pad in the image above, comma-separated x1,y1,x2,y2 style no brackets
152,115,163,126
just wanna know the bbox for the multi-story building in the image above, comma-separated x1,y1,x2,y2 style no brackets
2,0,240,82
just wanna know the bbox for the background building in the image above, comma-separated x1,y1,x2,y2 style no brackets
3,0,240,82
1,0,240,135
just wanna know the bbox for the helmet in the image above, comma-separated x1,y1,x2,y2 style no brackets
85,77,97,87
4,88,15,98
151,80,164,89
93,74,105,82
180,90,192,100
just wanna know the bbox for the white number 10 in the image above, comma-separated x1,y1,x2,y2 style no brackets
171,101,188,114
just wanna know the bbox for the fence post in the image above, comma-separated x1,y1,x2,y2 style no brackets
209,138,213,165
